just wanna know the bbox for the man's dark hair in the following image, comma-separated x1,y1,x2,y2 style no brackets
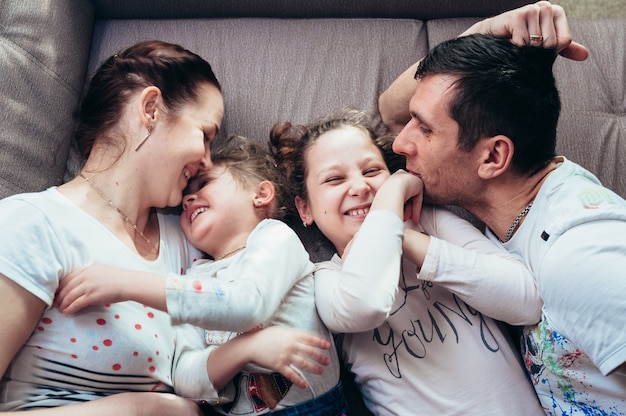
416,34,560,175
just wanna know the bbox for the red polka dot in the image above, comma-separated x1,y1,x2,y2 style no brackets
192,280,202,291
92,346,99,351
41,317,53,324
70,338,77,343
112,364,122,371
156,351,160,356
149,366,156,373
135,324,142,330
71,354,78,359
147,312,154,319
114,314,120,319
148,357,153,363
103,339,113,347
96,319,107,326
133,351,139,357
37,327,44,332
154,333,158,338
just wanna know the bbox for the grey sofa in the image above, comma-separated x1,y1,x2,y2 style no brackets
3,0,625,201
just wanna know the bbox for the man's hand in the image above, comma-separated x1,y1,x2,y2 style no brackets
462,1,589,61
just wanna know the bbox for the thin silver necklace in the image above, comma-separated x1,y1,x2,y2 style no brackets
501,202,533,243
218,246,246,260
79,173,158,254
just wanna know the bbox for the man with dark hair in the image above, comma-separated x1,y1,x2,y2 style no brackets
381,24,626,416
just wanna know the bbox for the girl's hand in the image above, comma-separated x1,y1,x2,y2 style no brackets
55,264,166,313
209,326,331,391
55,264,131,313
375,170,424,224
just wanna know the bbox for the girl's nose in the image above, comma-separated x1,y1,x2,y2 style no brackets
182,194,196,211
349,177,371,196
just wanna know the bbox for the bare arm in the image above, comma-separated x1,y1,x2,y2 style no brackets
0,276,200,415
0,274,46,378
0,392,203,416
378,1,589,133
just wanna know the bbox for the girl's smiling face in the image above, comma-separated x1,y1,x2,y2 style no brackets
180,165,258,259
296,125,390,256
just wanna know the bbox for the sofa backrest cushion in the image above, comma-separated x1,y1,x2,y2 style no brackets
0,0,94,198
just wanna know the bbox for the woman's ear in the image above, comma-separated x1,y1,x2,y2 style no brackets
139,86,161,127
254,180,275,207
477,135,514,180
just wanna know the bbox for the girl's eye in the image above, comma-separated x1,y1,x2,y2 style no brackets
364,167,382,176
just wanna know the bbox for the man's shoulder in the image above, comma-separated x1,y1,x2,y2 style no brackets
537,159,626,236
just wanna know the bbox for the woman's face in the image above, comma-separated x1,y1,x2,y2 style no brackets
180,165,258,258
155,83,224,208
296,125,390,255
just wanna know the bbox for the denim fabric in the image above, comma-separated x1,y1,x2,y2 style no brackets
199,382,349,416
268,382,349,416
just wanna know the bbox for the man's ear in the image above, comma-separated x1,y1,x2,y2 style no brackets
295,195,313,226
477,135,514,179
139,86,161,126
254,180,275,207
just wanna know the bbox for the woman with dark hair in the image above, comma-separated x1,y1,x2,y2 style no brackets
0,41,328,415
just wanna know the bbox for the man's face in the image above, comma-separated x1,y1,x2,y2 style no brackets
392,74,479,205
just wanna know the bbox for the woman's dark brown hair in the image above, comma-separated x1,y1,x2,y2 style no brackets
74,40,221,159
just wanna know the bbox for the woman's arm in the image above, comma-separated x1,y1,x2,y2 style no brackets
0,392,203,416
0,274,46,378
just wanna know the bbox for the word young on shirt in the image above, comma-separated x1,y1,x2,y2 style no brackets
372,271,502,379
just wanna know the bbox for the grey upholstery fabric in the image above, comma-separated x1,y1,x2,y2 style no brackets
552,18,626,197
0,0,94,198
91,0,530,20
